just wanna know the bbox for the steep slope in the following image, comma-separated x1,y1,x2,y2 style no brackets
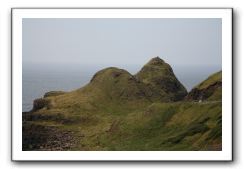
135,57,187,101
185,71,222,101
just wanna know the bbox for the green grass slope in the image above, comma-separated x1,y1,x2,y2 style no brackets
135,57,187,101
22,58,222,151
99,102,222,151
23,101,221,151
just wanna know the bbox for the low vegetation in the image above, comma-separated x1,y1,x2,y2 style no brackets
23,57,222,151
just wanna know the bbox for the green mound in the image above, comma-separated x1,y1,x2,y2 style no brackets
88,67,151,102
135,57,187,101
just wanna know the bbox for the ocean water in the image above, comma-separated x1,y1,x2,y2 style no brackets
22,65,221,112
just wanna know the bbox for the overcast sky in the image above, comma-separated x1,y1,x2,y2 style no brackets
23,18,222,69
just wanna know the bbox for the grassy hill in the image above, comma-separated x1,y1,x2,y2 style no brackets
23,57,222,151
135,56,187,101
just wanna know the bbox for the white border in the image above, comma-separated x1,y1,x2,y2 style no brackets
12,8,232,161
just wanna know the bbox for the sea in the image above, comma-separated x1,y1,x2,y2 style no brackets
22,65,221,112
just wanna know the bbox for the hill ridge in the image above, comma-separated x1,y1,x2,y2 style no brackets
22,57,222,151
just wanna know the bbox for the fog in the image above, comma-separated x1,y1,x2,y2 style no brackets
23,18,222,69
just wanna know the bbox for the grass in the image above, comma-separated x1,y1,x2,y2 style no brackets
95,102,221,151
196,71,222,90
135,57,187,101
22,58,222,151
23,100,222,151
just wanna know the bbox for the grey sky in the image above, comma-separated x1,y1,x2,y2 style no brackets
23,18,222,69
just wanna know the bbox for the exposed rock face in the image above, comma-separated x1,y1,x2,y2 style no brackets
185,81,222,101
31,91,65,112
32,98,52,111
185,71,222,101
135,57,187,101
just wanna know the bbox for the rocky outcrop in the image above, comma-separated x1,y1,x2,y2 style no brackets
185,81,222,101
185,71,222,101
22,122,79,151
32,98,53,111
30,91,65,112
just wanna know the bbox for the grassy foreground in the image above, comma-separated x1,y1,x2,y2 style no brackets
23,100,221,151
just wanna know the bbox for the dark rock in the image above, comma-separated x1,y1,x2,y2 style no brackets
32,98,51,111
22,122,79,151
185,80,222,101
